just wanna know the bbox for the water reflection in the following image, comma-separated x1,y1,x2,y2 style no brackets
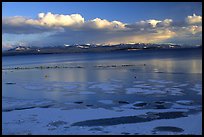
146,59,202,74
2,49,202,101
44,68,131,83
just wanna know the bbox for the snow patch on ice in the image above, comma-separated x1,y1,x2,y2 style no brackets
2,100,202,135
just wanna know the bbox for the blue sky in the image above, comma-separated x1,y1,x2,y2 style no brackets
3,2,202,23
2,2,202,49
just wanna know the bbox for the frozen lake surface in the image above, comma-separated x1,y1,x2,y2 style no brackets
2,48,202,135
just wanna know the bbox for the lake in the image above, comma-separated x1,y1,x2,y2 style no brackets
2,48,202,135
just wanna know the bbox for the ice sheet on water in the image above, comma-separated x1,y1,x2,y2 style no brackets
126,88,145,94
125,88,166,95
125,85,186,96
24,84,46,90
98,100,114,105
173,83,188,88
148,79,173,84
2,98,55,112
133,81,145,84
2,98,202,135
89,83,122,91
63,85,78,90
164,87,184,96
110,79,122,82
22,81,81,92
172,103,201,110
133,84,151,88
104,91,116,94
48,82,80,91
87,82,97,84
190,84,202,95
79,91,96,95
175,100,194,105
154,85,166,88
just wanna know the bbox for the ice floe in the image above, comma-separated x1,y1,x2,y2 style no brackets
133,81,145,84
78,91,95,95
2,98,55,112
175,100,194,105
89,83,121,91
148,79,173,84
24,84,46,90
2,98,202,135
164,87,184,96
125,88,166,95
2,77,202,135
133,84,151,88
98,100,114,105
173,83,188,88
63,85,78,90
191,84,202,95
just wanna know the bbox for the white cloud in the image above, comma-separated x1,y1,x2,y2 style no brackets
186,25,202,34
186,14,202,24
38,13,45,18
2,13,126,34
126,18,173,30
146,19,162,27
157,19,173,27
84,18,126,30
3,16,27,25
3,12,85,32
2,13,202,48
27,12,85,27
2,43,13,50
105,28,176,44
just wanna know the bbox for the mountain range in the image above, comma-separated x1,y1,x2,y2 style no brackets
2,43,201,56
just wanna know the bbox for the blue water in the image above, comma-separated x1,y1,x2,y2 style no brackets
2,48,202,100
2,48,202,135
2,48,202,68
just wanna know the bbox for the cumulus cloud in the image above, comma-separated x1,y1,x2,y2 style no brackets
2,12,202,49
157,19,173,27
2,12,86,34
125,19,173,31
30,12,84,27
105,28,176,44
4,12,85,27
186,25,202,34
146,19,162,27
2,16,62,34
84,18,126,30
186,14,202,24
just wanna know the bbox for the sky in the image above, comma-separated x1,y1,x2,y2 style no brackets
2,2,202,50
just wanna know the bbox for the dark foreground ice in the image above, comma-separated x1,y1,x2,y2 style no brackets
2,76,202,135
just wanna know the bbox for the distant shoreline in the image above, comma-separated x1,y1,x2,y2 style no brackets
2,46,201,57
